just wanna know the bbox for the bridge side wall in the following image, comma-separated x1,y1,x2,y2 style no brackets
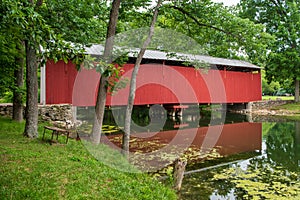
46,62,261,106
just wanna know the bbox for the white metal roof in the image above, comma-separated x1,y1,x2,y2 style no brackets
85,44,260,69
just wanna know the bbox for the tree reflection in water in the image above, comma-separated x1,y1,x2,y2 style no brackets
180,122,300,200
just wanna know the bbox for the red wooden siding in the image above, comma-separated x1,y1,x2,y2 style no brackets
46,60,77,104
144,122,262,155
104,122,262,157
72,68,100,106
46,62,262,105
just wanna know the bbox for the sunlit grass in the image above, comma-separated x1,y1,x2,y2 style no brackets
273,102,300,111
0,117,176,200
266,100,300,120
0,98,7,103
262,95,294,101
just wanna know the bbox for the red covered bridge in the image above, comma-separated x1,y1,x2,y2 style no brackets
41,45,261,107
104,122,262,157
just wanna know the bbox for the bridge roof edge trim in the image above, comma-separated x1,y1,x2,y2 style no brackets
85,44,260,69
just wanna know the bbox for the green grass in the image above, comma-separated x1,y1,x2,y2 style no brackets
0,98,7,103
268,101,300,121
0,117,176,200
262,95,294,101
272,102,300,111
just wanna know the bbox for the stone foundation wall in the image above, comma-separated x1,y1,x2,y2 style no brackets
251,100,294,110
0,103,74,127
0,100,294,125
39,104,75,125
0,103,14,117
220,100,293,114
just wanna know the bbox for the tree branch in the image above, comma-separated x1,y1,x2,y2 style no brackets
269,0,287,18
170,5,236,38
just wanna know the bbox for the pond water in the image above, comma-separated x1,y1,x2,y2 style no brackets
76,106,300,199
179,121,300,200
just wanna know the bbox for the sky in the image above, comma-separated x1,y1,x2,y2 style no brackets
212,0,240,6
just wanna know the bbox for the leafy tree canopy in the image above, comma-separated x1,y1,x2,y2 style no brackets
118,0,274,67
239,0,300,99
0,0,110,98
0,0,110,65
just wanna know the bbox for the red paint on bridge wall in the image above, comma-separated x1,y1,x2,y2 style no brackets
46,60,77,104
137,122,262,155
46,61,261,106
103,122,262,158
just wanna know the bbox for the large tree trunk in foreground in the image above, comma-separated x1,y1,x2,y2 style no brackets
13,41,25,122
295,79,299,102
91,76,108,144
23,40,39,138
91,0,121,144
122,0,162,156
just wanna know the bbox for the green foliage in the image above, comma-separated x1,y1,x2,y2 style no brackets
0,91,13,103
0,1,23,97
116,0,273,66
262,123,276,137
0,65,14,98
38,0,110,67
154,0,274,66
239,0,300,92
1,0,109,65
265,122,300,171
42,40,86,68
118,0,155,32
82,51,129,95
39,0,108,44
262,80,279,95
0,0,110,102
262,70,280,95
0,117,177,200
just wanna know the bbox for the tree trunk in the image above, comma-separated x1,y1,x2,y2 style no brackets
23,40,39,138
295,79,299,102
91,76,108,143
13,41,25,122
173,158,187,191
295,121,300,165
122,0,162,156
91,0,121,144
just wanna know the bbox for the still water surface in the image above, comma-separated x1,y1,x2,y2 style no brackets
179,121,300,199
77,106,300,199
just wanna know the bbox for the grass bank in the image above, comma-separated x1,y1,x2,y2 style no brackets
271,101,300,111
0,117,176,200
270,102,300,121
262,95,294,101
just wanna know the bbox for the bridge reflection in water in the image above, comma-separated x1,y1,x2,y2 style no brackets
100,116,262,171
